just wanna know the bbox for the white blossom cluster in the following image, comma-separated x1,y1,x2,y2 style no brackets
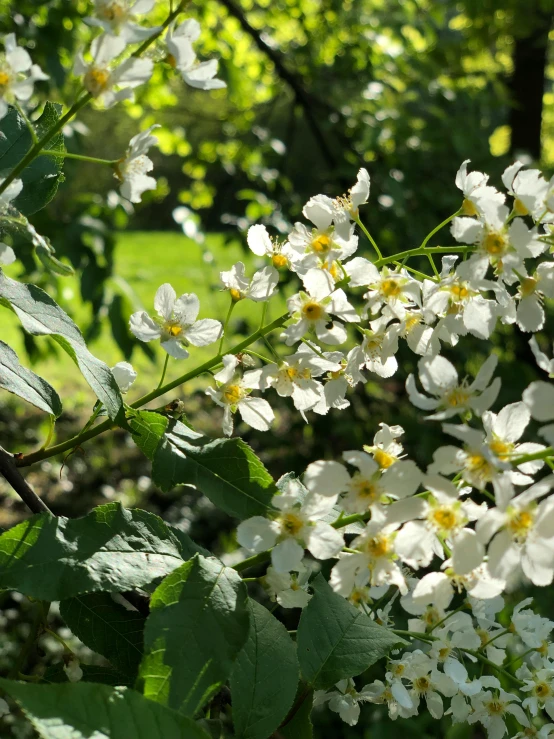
133,160,554,737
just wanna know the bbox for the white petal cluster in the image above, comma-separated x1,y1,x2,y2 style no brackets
84,0,160,42
115,124,159,203
0,33,48,120
166,19,225,91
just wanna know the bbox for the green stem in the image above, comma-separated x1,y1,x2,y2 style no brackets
41,150,118,165
504,647,536,669
392,629,436,643
259,301,268,330
465,650,525,688
219,299,236,354
18,312,290,467
354,215,383,260
429,603,466,633
0,93,92,198
245,349,274,364
157,354,170,389
510,447,554,466
232,550,271,573
419,209,462,250
374,245,474,268
132,0,190,57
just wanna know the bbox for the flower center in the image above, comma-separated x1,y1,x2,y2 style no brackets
445,387,470,408
423,606,441,627
430,506,458,533
520,277,538,297
352,476,378,501
101,2,127,21
414,676,431,693
465,452,493,482
324,260,340,280
0,69,11,90
489,438,514,459
507,508,534,541
229,288,243,302
373,448,396,469
461,198,478,216
533,682,551,699
449,283,470,302
166,323,183,337
84,67,111,96
301,301,324,321
272,253,288,269
280,512,304,537
485,699,506,716
223,384,243,405
365,535,391,558
311,234,332,253
403,314,421,334
380,278,402,298
438,646,451,661
483,231,508,257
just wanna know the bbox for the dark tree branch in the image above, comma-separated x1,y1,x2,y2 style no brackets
216,0,340,170
0,446,52,515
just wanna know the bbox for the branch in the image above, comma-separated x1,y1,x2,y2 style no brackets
0,446,52,515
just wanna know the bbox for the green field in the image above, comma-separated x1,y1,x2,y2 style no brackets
1,231,288,411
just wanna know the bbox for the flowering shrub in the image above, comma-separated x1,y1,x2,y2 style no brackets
1,4,554,739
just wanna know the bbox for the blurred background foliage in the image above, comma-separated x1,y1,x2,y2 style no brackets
1,0,554,736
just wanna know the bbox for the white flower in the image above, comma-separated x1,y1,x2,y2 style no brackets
412,561,504,611
360,266,421,321
468,689,529,739
111,361,137,393
353,315,400,378
236,477,344,573
330,509,407,595
477,477,554,586
116,125,159,203
455,159,505,216
0,33,48,120
247,224,296,270
263,566,311,608
0,177,23,212
404,651,457,719
332,168,371,239
166,20,225,90
523,380,554,447
511,599,554,648
315,678,374,726
129,283,221,358
529,336,554,376
282,268,359,346
75,34,153,107
205,354,274,436
220,261,278,303
451,200,546,284
243,345,341,418
63,657,83,683
311,346,365,414
85,0,160,42
390,474,485,572
406,354,500,420
482,402,546,485
518,661,554,719
515,262,554,332
0,241,15,265
502,162,549,220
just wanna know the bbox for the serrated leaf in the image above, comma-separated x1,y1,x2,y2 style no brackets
129,410,169,461
60,593,145,679
0,503,184,600
230,599,299,739
153,436,277,520
0,269,123,421
140,554,249,717
0,340,62,416
0,680,211,739
296,574,406,689
0,102,65,216
279,689,313,739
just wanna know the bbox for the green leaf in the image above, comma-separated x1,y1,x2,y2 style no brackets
166,524,211,560
0,680,211,739
60,593,145,679
0,503,184,600
0,270,123,421
42,663,130,687
0,102,65,216
140,554,249,717
278,689,313,739
129,411,169,461
296,574,406,689
153,436,277,520
230,599,299,739
0,340,62,416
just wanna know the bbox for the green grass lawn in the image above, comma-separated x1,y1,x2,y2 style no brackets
1,231,288,411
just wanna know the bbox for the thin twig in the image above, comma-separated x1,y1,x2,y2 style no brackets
0,446,52,514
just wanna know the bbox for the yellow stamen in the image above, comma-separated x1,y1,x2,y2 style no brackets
483,232,508,257
445,387,470,408
514,198,529,216
489,439,513,459
461,198,478,216
229,288,243,302
520,277,538,297
430,507,458,532
449,284,469,302
373,448,396,469
365,535,391,558
223,384,242,405
414,676,431,693
311,234,332,253
280,512,304,537
380,278,402,298
167,324,182,337
507,508,534,541
84,67,110,96
301,301,324,321
272,253,288,269
0,70,10,89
